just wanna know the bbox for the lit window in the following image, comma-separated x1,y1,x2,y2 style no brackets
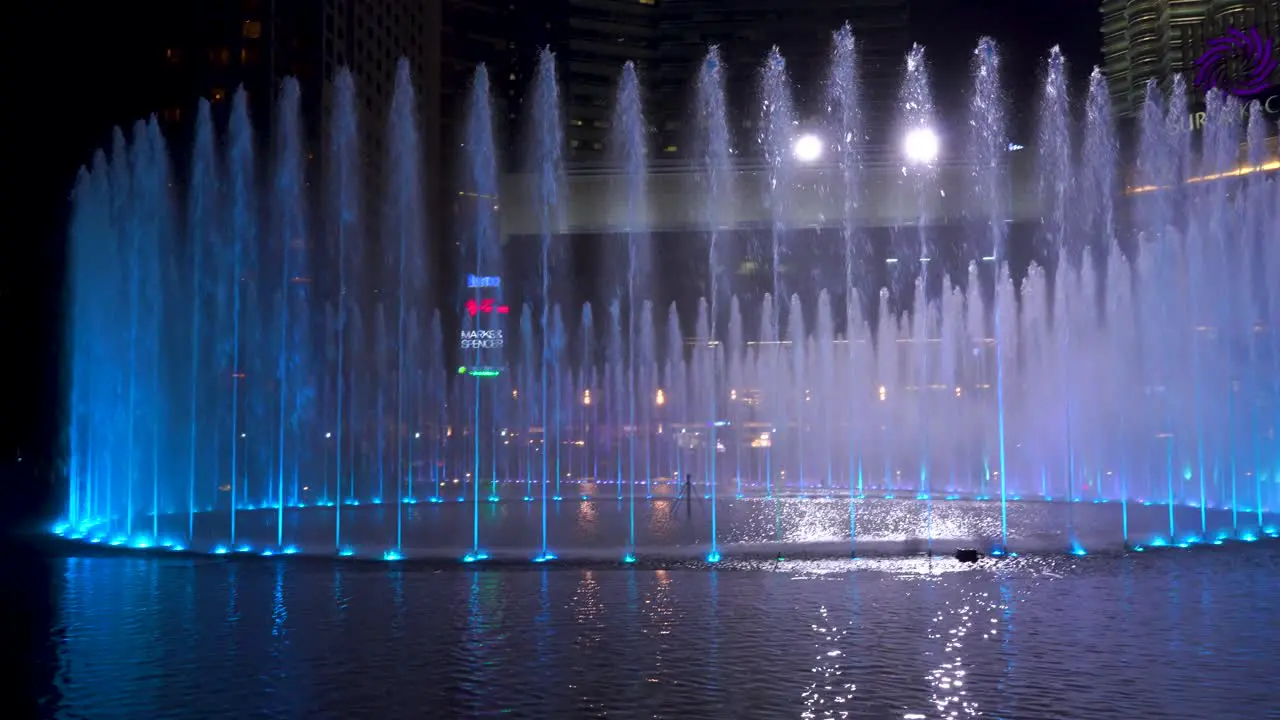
663,145,678,152
243,20,262,39
639,0,655,4
212,88,226,103
165,48,180,63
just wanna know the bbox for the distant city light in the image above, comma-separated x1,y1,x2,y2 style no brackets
792,133,823,163
903,127,939,165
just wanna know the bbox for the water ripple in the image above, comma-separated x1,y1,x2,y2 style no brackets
20,547,1280,719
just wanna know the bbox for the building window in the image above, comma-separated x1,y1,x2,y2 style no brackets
165,48,180,63
243,20,262,39
212,88,226,103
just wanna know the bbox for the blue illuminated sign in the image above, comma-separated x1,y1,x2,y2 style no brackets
467,274,501,288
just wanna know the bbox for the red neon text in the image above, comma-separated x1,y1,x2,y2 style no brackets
466,298,510,316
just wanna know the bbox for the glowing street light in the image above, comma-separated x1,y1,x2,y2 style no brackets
792,133,823,163
903,127,939,165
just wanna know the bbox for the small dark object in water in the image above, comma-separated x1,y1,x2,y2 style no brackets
954,548,981,563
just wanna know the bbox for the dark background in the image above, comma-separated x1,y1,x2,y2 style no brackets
1,4,1097,715
1,0,1101,534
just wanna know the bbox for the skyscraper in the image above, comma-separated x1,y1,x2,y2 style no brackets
1100,0,1280,116
653,0,911,159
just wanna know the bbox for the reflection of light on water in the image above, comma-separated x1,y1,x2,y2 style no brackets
573,570,604,646
801,603,857,716
640,569,677,686
924,591,990,718
577,498,597,525
271,564,287,637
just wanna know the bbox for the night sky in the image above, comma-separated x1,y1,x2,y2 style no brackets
3,1,1101,529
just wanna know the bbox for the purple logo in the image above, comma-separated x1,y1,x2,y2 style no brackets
1194,26,1277,96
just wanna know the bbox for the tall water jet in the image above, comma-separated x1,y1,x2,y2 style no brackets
1081,67,1123,538
461,64,502,561
528,48,565,563
1135,78,1178,539
326,68,360,551
827,23,865,547
185,100,218,540
385,58,428,556
1245,100,1272,530
1038,47,1078,548
270,78,308,548
697,46,734,562
897,43,939,508
611,61,650,561
968,38,1010,548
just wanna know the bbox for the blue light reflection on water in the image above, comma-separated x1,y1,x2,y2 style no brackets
29,548,1280,719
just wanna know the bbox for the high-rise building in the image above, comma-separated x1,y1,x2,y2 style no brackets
152,0,443,222
441,0,559,169
1100,0,1280,116
653,0,911,160
560,0,661,162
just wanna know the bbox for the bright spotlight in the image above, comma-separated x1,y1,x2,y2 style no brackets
903,127,939,165
793,133,822,163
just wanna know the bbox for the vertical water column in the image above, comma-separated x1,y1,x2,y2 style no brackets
270,79,308,549
1079,68,1124,538
1134,79,1179,540
578,305,596,493
1037,48,1080,548
612,61,650,561
967,39,1010,548
145,120,175,543
827,24,864,544
385,58,428,557
464,64,503,517
327,68,361,551
1244,103,1272,529
185,101,219,540
1199,91,1245,532
225,93,254,543
758,47,797,500
124,119,168,543
528,48,566,563
897,44,939,508
65,149,115,533
726,297,743,497
697,46,733,562
663,305,683,493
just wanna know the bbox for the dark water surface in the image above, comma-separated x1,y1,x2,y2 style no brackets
15,543,1280,719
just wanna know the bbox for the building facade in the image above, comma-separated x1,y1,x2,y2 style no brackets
653,0,910,160
1101,0,1280,116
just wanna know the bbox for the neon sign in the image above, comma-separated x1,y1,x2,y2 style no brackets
465,298,509,316
460,329,504,349
467,274,501,288
458,366,503,377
